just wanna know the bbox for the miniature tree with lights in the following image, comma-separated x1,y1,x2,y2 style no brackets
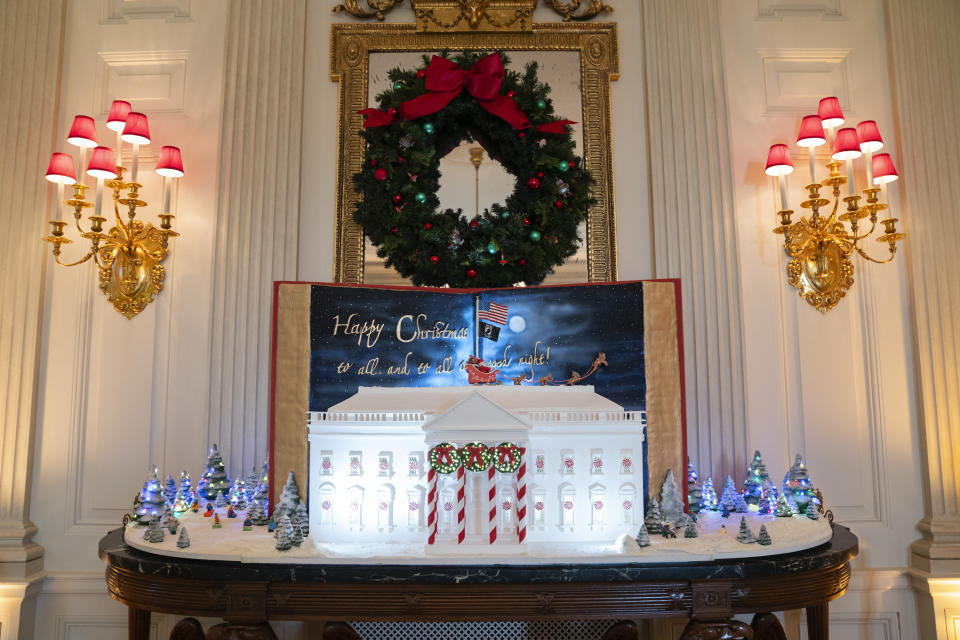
774,495,793,517
757,524,772,546
135,467,167,525
198,444,231,501
687,461,702,514
172,487,190,515
783,454,816,515
161,507,178,534
229,479,248,511
635,524,651,548
743,450,769,506
700,477,718,511
683,516,698,539
164,474,178,504
644,496,663,534
176,526,190,549
214,490,227,509
275,513,294,551
276,471,302,520
659,469,685,525
719,476,739,513
252,457,270,513
245,467,258,502
178,471,195,504
736,516,757,544
758,481,778,515
735,494,749,513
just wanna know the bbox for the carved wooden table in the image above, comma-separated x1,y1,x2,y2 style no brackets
99,524,857,640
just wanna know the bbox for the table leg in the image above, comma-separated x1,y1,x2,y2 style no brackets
806,603,829,640
128,607,150,640
750,613,787,640
680,619,754,639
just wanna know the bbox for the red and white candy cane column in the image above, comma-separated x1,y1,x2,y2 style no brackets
426,466,438,545
456,463,466,544
488,464,497,544
516,447,528,544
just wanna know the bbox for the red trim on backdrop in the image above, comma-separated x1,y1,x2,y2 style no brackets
267,278,689,512
268,281,281,515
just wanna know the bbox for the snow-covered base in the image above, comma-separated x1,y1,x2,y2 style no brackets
124,510,832,565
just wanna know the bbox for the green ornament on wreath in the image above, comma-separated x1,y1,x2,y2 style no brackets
460,442,492,472
429,443,461,474
354,51,594,288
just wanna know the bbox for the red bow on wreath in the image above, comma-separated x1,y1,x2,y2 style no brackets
358,53,578,134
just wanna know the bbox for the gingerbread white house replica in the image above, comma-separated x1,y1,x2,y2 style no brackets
307,386,645,550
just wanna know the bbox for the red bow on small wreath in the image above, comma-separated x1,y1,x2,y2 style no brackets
359,53,577,134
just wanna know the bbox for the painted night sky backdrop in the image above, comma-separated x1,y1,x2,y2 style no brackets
308,282,646,412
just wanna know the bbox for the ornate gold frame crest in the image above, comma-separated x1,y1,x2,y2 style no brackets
330,0,619,284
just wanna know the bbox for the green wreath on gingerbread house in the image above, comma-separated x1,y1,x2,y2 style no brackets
354,51,594,288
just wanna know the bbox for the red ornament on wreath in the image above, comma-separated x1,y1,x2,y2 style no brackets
374,168,388,181
392,194,402,204
424,222,432,230
469,220,479,229
387,107,398,118
467,268,477,278
416,69,426,79
527,177,540,190
429,255,439,263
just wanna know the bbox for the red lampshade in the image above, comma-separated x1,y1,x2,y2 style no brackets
817,97,845,128
106,100,132,132
67,115,98,148
121,112,151,145
796,115,826,148
832,127,862,160
765,144,794,176
856,120,884,153
872,153,899,184
155,146,184,177
45,152,77,184
86,146,118,179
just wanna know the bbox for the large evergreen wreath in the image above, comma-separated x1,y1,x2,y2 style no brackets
354,51,594,288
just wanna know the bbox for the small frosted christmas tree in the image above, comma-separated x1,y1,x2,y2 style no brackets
161,507,178,534
683,516,698,538
291,522,304,547
178,471,195,505
687,461,702,514
757,524,772,546
774,495,793,517
176,526,190,549
644,497,662,534
735,494,749,513
293,501,309,538
758,480,778,515
245,467,258,502
197,444,231,501
249,499,269,526
659,469,684,524
164,474,178,504
275,513,294,551
135,467,167,525
806,504,820,521
784,454,817,515
700,477,718,511
743,450,770,506
143,519,164,543
736,516,757,544
719,476,739,513
635,525,651,548
214,490,227,509
276,471,302,520
229,479,248,511
172,488,189,515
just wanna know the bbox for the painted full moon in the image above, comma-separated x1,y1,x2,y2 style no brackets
509,315,526,332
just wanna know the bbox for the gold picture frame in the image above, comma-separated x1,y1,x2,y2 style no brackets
330,19,619,284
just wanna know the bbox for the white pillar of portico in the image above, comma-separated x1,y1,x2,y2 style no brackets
0,0,67,636
885,1,960,637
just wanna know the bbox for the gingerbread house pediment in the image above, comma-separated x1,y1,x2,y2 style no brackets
421,391,530,443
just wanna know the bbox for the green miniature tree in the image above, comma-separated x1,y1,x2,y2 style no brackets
198,444,231,501
275,514,294,551
774,495,793,517
176,526,190,549
683,516,698,538
743,450,769,506
635,525,651,548
687,461,702,514
736,516,757,544
293,501,309,538
644,497,662,534
757,524,772,546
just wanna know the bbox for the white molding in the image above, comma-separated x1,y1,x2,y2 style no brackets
756,48,852,116
94,50,190,118
756,0,845,21
800,612,900,640
100,0,192,24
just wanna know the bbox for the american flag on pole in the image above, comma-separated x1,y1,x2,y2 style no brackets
478,302,509,326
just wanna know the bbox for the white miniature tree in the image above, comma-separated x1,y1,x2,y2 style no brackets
683,515,698,538
757,524,772,546
293,501,309,538
644,497,662,534
736,516,757,544
635,525,651,548
249,499,269,526
176,526,190,549
276,471,301,520
275,513,294,551
659,469,685,524
214,490,227,509
144,519,165,543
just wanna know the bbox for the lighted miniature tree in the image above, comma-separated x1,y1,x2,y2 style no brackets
758,480,778,516
635,525,651,548
700,477,718,511
229,479,248,511
735,494,749,513
774,495,793,517
293,501,309,538
249,499,269,526
644,497,663,534
743,450,769,506
757,524,772,546
178,471,195,505
214,490,228,509
143,519,164,543
276,471,302,520
245,467,258,502
659,469,685,525
198,444,231,501
719,476,739,514
683,516,698,539
783,454,816,515
736,516,756,544
275,514,294,551
176,526,190,549
135,467,167,525
172,488,189,515
164,474,178,504
252,457,270,513
687,461,703,514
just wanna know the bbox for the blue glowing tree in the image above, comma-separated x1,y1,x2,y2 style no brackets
198,444,231,501
134,467,167,525
700,477,718,511
742,450,769,506
687,461,702,514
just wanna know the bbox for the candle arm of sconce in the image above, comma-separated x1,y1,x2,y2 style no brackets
850,219,878,243
856,245,897,264
54,249,97,267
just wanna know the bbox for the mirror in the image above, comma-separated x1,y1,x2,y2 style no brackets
331,22,618,285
